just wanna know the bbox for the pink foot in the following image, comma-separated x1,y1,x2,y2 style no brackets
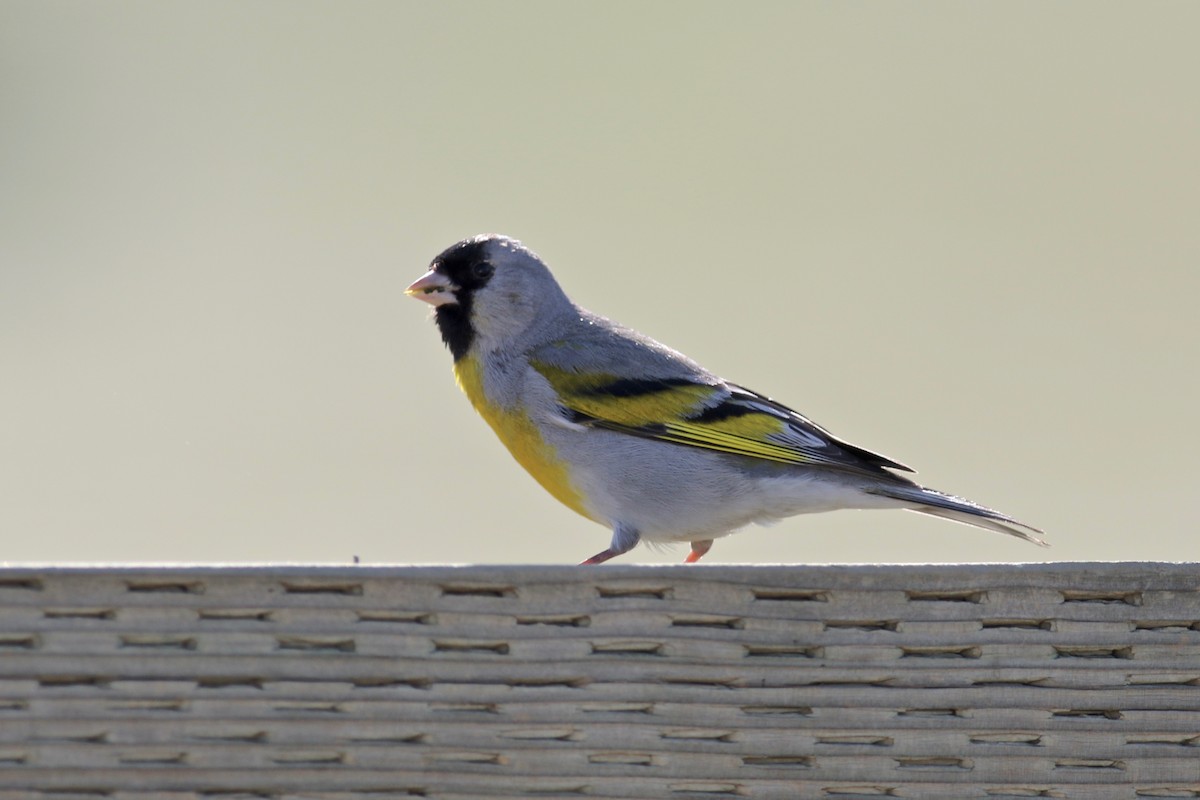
684,540,713,563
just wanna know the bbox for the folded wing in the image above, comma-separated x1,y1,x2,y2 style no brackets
532,358,913,478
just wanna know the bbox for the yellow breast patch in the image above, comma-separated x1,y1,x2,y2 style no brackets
454,355,595,521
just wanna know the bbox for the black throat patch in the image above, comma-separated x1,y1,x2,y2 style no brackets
435,301,474,362
427,238,498,362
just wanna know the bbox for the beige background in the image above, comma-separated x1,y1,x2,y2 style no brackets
2,2,1197,565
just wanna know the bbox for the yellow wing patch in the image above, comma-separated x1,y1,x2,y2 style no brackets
532,361,824,467
532,362,716,427
657,416,805,465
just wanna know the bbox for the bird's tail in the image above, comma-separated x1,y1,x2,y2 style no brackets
865,484,1048,547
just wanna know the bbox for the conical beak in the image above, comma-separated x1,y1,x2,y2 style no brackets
405,269,459,306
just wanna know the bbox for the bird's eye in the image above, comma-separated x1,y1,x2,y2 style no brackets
472,262,494,279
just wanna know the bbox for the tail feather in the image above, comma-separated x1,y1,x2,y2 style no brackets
866,484,1047,547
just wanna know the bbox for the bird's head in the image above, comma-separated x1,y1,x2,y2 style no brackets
407,234,572,360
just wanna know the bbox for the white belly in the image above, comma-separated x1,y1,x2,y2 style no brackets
557,429,899,544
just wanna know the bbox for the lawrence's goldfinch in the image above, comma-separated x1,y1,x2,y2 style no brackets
407,234,1045,564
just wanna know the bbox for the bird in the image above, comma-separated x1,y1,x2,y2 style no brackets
407,234,1046,564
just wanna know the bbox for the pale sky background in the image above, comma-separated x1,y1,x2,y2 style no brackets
2,2,1197,565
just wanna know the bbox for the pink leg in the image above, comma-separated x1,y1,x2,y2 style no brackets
580,549,621,565
580,525,640,565
684,539,713,563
